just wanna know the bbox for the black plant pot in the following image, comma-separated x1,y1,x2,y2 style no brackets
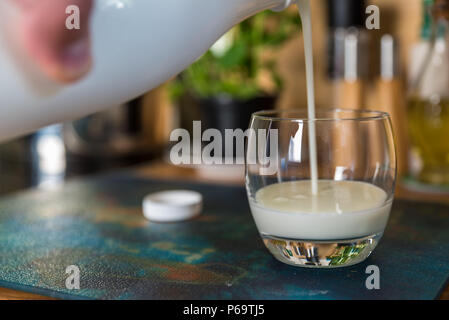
196,95,276,133
179,95,276,160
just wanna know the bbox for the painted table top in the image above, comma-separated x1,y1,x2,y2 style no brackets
0,170,448,299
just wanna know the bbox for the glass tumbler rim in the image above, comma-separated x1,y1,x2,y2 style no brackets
252,108,391,123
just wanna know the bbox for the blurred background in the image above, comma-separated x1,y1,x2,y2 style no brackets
1,0,448,195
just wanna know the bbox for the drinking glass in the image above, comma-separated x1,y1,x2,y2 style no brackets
245,109,397,268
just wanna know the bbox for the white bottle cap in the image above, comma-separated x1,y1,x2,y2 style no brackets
142,190,203,222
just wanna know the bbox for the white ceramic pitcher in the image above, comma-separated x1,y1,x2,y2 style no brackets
0,0,293,141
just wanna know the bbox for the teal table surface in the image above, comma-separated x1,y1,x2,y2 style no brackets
0,170,448,300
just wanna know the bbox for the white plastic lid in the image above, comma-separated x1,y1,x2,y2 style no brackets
142,190,203,222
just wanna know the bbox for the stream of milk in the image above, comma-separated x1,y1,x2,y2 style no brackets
297,0,318,195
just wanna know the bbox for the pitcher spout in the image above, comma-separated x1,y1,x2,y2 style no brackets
272,0,296,12
241,0,295,18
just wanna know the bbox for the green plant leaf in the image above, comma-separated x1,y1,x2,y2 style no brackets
169,10,298,101
218,42,248,69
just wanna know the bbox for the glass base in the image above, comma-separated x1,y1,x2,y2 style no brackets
262,233,382,268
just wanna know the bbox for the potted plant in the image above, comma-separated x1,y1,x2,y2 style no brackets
170,9,299,154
